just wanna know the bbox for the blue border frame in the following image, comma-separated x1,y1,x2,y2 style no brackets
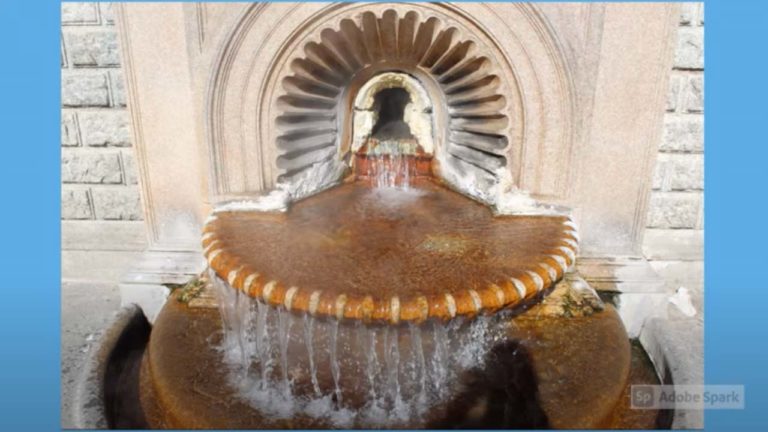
705,0,768,430
0,0,61,429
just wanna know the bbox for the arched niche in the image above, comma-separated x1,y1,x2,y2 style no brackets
206,2,575,204
350,72,435,157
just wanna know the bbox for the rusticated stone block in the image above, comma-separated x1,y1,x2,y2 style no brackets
122,151,139,185
647,193,701,229
79,111,132,147
684,76,703,113
62,152,123,184
668,154,703,191
674,28,703,70
62,112,80,147
651,156,669,190
61,3,99,25
666,74,683,112
110,70,127,107
62,71,109,107
660,117,703,152
92,187,143,220
679,3,702,26
100,3,115,25
65,30,121,67
62,188,93,220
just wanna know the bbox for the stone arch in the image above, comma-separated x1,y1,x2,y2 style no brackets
206,2,575,204
351,72,434,156
274,8,511,190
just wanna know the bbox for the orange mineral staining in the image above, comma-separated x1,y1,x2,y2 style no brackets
203,179,578,322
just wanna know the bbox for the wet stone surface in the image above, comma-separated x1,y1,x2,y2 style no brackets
137,289,662,429
205,179,577,320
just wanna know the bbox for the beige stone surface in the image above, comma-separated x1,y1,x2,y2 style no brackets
111,2,702,340
117,2,678,258
117,3,208,250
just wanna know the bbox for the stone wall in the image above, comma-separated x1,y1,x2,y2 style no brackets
60,3,702,293
61,3,142,222
643,3,704,298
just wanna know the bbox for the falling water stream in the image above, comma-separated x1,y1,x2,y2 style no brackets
206,138,511,426
363,139,416,189
210,270,509,427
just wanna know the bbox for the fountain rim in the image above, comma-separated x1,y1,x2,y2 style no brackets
201,184,580,324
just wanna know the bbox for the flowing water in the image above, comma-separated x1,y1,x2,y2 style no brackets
363,138,417,189
208,140,514,426
210,269,510,427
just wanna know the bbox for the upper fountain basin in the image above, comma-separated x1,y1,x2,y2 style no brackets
203,179,579,323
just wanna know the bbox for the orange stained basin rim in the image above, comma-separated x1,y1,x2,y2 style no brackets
202,178,579,323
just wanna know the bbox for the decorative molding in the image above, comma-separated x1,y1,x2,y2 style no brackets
504,3,577,199
116,4,208,251
115,4,159,245
202,193,580,323
205,3,279,196
194,3,207,53
272,7,512,190
630,5,680,253
205,2,575,203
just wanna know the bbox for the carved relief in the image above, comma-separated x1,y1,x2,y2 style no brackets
206,3,574,204
118,2,678,256
273,8,512,200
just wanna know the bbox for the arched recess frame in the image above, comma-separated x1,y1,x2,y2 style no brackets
205,2,575,204
349,71,437,157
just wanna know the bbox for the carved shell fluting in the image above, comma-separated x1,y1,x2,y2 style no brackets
276,9,511,183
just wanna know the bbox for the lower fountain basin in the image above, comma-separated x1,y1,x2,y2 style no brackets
131,282,667,429
79,179,670,429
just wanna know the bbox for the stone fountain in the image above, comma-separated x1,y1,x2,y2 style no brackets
78,3,685,429
135,160,661,428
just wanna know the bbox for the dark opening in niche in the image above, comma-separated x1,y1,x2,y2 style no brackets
371,88,415,141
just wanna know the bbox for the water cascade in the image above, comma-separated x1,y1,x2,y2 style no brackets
210,268,513,427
